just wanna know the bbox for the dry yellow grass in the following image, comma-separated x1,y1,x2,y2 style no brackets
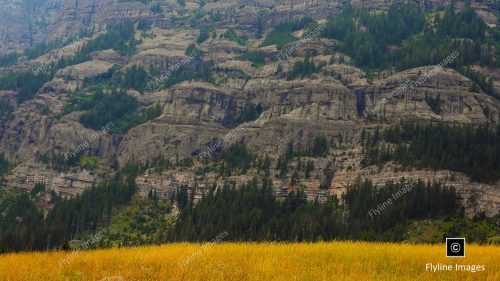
0,242,498,281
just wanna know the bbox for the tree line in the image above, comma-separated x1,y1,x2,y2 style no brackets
0,166,139,252
362,122,500,183
319,2,498,75
168,177,463,242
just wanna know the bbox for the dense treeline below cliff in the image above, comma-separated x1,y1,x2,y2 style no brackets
168,177,495,243
1,122,500,252
0,165,140,252
1,153,498,252
362,123,500,183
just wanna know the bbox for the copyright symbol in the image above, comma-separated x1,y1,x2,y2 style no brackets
450,243,461,253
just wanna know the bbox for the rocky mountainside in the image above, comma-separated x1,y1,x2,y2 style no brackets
1,0,499,52
0,0,499,218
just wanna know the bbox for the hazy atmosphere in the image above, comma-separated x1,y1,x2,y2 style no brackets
0,0,499,280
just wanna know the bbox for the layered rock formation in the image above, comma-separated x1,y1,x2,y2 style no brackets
0,0,499,217
1,0,498,52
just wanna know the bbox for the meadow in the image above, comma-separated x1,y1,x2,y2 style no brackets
0,242,498,281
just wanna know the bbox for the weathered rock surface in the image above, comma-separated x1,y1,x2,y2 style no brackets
4,162,102,198
354,66,500,124
331,161,500,218
2,50,499,216
1,0,497,53
1,0,499,218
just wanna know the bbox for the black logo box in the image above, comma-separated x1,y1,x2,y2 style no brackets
446,238,465,258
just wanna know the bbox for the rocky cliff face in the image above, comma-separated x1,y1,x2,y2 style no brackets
1,0,498,52
3,43,498,216
354,66,500,124
0,0,499,217
0,0,149,52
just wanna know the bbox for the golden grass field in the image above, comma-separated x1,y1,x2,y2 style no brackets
0,242,498,281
